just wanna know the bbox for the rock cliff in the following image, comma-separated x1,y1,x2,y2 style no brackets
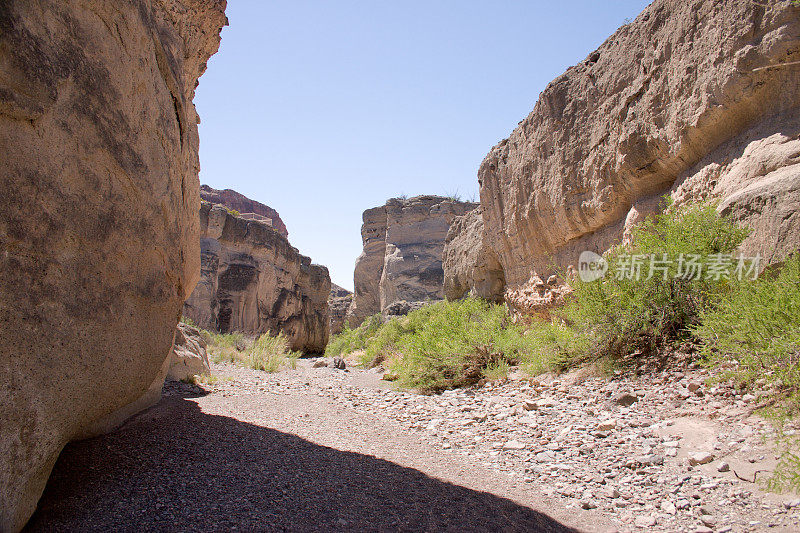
183,203,330,353
446,0,800,304
347,196,477,326
199,184,288,237
0,1,226,530
328,284,354,335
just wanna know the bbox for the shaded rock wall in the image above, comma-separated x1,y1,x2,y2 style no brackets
447,0,800,304
184,204,330,353
200,184,288,237
0,1,226,530
347,196,477,326
328,284,354,335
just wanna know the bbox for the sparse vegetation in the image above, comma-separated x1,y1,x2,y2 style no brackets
203,330,297,373
327,299,550,393
535,201,749,369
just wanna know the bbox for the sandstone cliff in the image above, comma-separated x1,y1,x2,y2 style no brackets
446,0,800,305
200,184,288,237
347,196,477,326
328,283,354,335
0,1,226,530
184,203,330,353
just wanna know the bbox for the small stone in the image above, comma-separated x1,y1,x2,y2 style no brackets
634,515,657,528
312,358,328,368
661,500,676,514
693,527,713,533
688,452,714,466
523,399,537,411
332,356,346,370
614,392,639,406
596,419,617,431
502,439,526,450
717,461,730,472
700,515,717,527
580,499,597,510
687,381,702,393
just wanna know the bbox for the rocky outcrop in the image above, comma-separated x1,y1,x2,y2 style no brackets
328,284,353,335
183,204,330,353
0,1,226,530
168,323,211,381
447,0,800,305
347,196,477,326
443,208,505,302
200,184,288,237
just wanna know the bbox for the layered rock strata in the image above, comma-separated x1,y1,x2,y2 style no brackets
446,0,800,305
0,1,226,530
346,196,477,327
183,204,330,353
199,184,288,237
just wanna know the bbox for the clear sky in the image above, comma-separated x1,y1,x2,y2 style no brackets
195,0,652,291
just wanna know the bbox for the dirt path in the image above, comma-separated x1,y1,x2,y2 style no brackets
26,362,612,532
26,358,800,532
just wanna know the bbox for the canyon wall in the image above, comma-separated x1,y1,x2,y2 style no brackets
183,204,330,353
199,184,288,237
0,1,226,530
446,0,800,303
347,196,477,326
328,284,354,335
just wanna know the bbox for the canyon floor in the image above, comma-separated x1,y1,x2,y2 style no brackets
27,359,800,533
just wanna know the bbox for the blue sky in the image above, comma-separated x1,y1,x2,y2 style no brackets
195,0,651,291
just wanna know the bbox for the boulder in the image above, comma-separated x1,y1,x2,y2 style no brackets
0,1,226,530
167,323,211,382
183,203,330,353
447,0,800,303
347,196,476,326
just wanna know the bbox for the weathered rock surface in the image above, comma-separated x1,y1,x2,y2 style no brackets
328,284,353,335
347,196,477,327
183,204,330,353
443,208,505,301
451,0,800,304
167,323,211,382
0,1,225,530
199,184,288,237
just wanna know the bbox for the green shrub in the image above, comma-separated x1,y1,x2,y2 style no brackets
180,315,197,327
326,299,553,393
550,201,749,367
248,332,299,372
204,331,248,364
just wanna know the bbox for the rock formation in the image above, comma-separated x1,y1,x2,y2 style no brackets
199,184,288,237
168,323,211,382
347,196,477,326
183,203,330,353
328,284,354,335
0,1,226,530
445,0,800,306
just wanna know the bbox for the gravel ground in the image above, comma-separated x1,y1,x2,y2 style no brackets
26,358,800,532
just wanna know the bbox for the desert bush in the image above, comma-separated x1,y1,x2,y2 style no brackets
326,299,551,393
204,331,249,364
546,201,748,368
247,332,299,373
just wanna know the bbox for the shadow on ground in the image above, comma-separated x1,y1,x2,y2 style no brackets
26,395,576,532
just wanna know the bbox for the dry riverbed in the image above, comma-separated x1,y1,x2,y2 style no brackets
28,358,800,533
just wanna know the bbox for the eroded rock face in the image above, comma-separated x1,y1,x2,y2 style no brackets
199,184,288,237
328,284,354,335
168,323,211,382
0,1,226,530
346,196,477,326
453,0,800,304
183,204,330,353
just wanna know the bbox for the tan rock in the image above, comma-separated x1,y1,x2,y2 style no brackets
328,284,353,335
0,1,226,530
443,208,505,302
347,196,476,326
469,0,800,301
167,323,211,382
183,204,330,353
199,184,288,237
